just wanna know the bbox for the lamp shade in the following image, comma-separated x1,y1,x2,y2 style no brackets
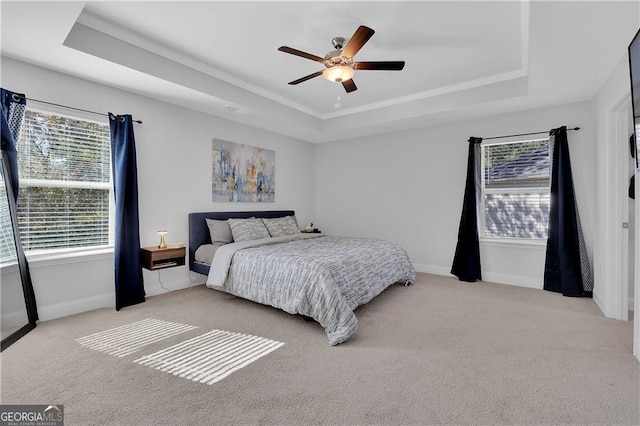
322,66,355,83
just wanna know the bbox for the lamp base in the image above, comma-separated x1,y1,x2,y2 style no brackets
158,233,167,249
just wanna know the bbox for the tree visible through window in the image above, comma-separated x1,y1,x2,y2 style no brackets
14,109,112,253
481,138,550,239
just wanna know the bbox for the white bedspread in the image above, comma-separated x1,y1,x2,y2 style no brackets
206,234,415,345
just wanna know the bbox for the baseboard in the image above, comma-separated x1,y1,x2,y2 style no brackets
37,292,114,322
412,262,542,289
630,297,635,312
412,263,452,276
144,279,206,297
0,311,30,330
593,292,606,316
481,272,542,289
31,279,207,322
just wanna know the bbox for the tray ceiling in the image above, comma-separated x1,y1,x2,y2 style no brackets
1,1,638,142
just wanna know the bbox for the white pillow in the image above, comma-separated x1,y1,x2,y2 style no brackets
262,216,300,237
205,218,233,245
227,218,270,242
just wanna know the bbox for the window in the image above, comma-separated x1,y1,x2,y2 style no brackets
14,109,113,254
480,138,550,239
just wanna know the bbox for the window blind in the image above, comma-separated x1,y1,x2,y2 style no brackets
483,139,550,190
481,139,551,239
15,109,113,253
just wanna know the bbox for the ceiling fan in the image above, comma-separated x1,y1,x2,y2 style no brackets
277,25,405,93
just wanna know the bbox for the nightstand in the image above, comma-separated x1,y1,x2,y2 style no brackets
141,244,186,270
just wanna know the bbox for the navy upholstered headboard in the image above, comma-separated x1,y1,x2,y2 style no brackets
188,210,295,275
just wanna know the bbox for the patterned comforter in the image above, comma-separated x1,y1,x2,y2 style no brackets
206,234,415,345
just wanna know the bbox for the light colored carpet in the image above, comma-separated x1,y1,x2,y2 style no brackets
133,329,284,385
76,318,199,357
1,273,638,425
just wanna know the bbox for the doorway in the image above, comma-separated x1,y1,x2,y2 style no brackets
609,95,640,360
627,110,635,321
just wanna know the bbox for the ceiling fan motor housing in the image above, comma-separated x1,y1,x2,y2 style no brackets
324,52,353,68
325,36,354,68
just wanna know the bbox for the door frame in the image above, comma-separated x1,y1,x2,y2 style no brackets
602,96,631,321
603,94,639,360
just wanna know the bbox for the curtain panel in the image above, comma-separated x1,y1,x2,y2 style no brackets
1,88,38,323
1,89,26,200
543,126,593,297
109,113,145,310
451,137,483,282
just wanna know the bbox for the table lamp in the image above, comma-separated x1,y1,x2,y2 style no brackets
157,231,168,249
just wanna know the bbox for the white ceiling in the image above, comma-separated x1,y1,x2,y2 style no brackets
1,1,639,143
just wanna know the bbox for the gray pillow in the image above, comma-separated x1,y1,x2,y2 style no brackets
194,244,221,265
262,216,300,237
228,218,270,242
205,218,233,245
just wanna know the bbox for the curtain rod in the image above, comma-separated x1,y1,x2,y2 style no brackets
479,126,580,141
11,94,142,124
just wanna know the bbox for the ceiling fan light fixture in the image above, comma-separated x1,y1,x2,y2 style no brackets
322,66,355,83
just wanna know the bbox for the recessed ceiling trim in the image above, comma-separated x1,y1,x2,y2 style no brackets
76,3,530,122
323,1,530,120
520,0,530,73
321,68,528,120
76,8,324,119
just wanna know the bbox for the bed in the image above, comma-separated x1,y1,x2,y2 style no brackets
188,210,415,345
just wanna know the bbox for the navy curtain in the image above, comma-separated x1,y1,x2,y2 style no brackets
451,137,483,282
109,113,145,310
1,88,38,322
544,126,593,297
1,89,25,199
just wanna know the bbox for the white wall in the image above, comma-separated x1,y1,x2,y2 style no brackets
0,54,626,329
594,55,635,319
316,101,596,289
0,57,316,319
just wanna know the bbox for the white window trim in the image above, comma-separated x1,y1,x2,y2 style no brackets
482,188,549,195
1,246,114,273
479,237,547,248
20,178,111,190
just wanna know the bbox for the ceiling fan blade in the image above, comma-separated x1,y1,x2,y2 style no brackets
342,79,357,93
354,61,405,71
278,46,326,64
288,71,324,85
342,26,375,58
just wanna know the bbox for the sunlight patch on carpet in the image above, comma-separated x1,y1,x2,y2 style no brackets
76,318,199,357
133,329,284,385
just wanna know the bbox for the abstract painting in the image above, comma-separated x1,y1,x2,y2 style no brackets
212,139,275,202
